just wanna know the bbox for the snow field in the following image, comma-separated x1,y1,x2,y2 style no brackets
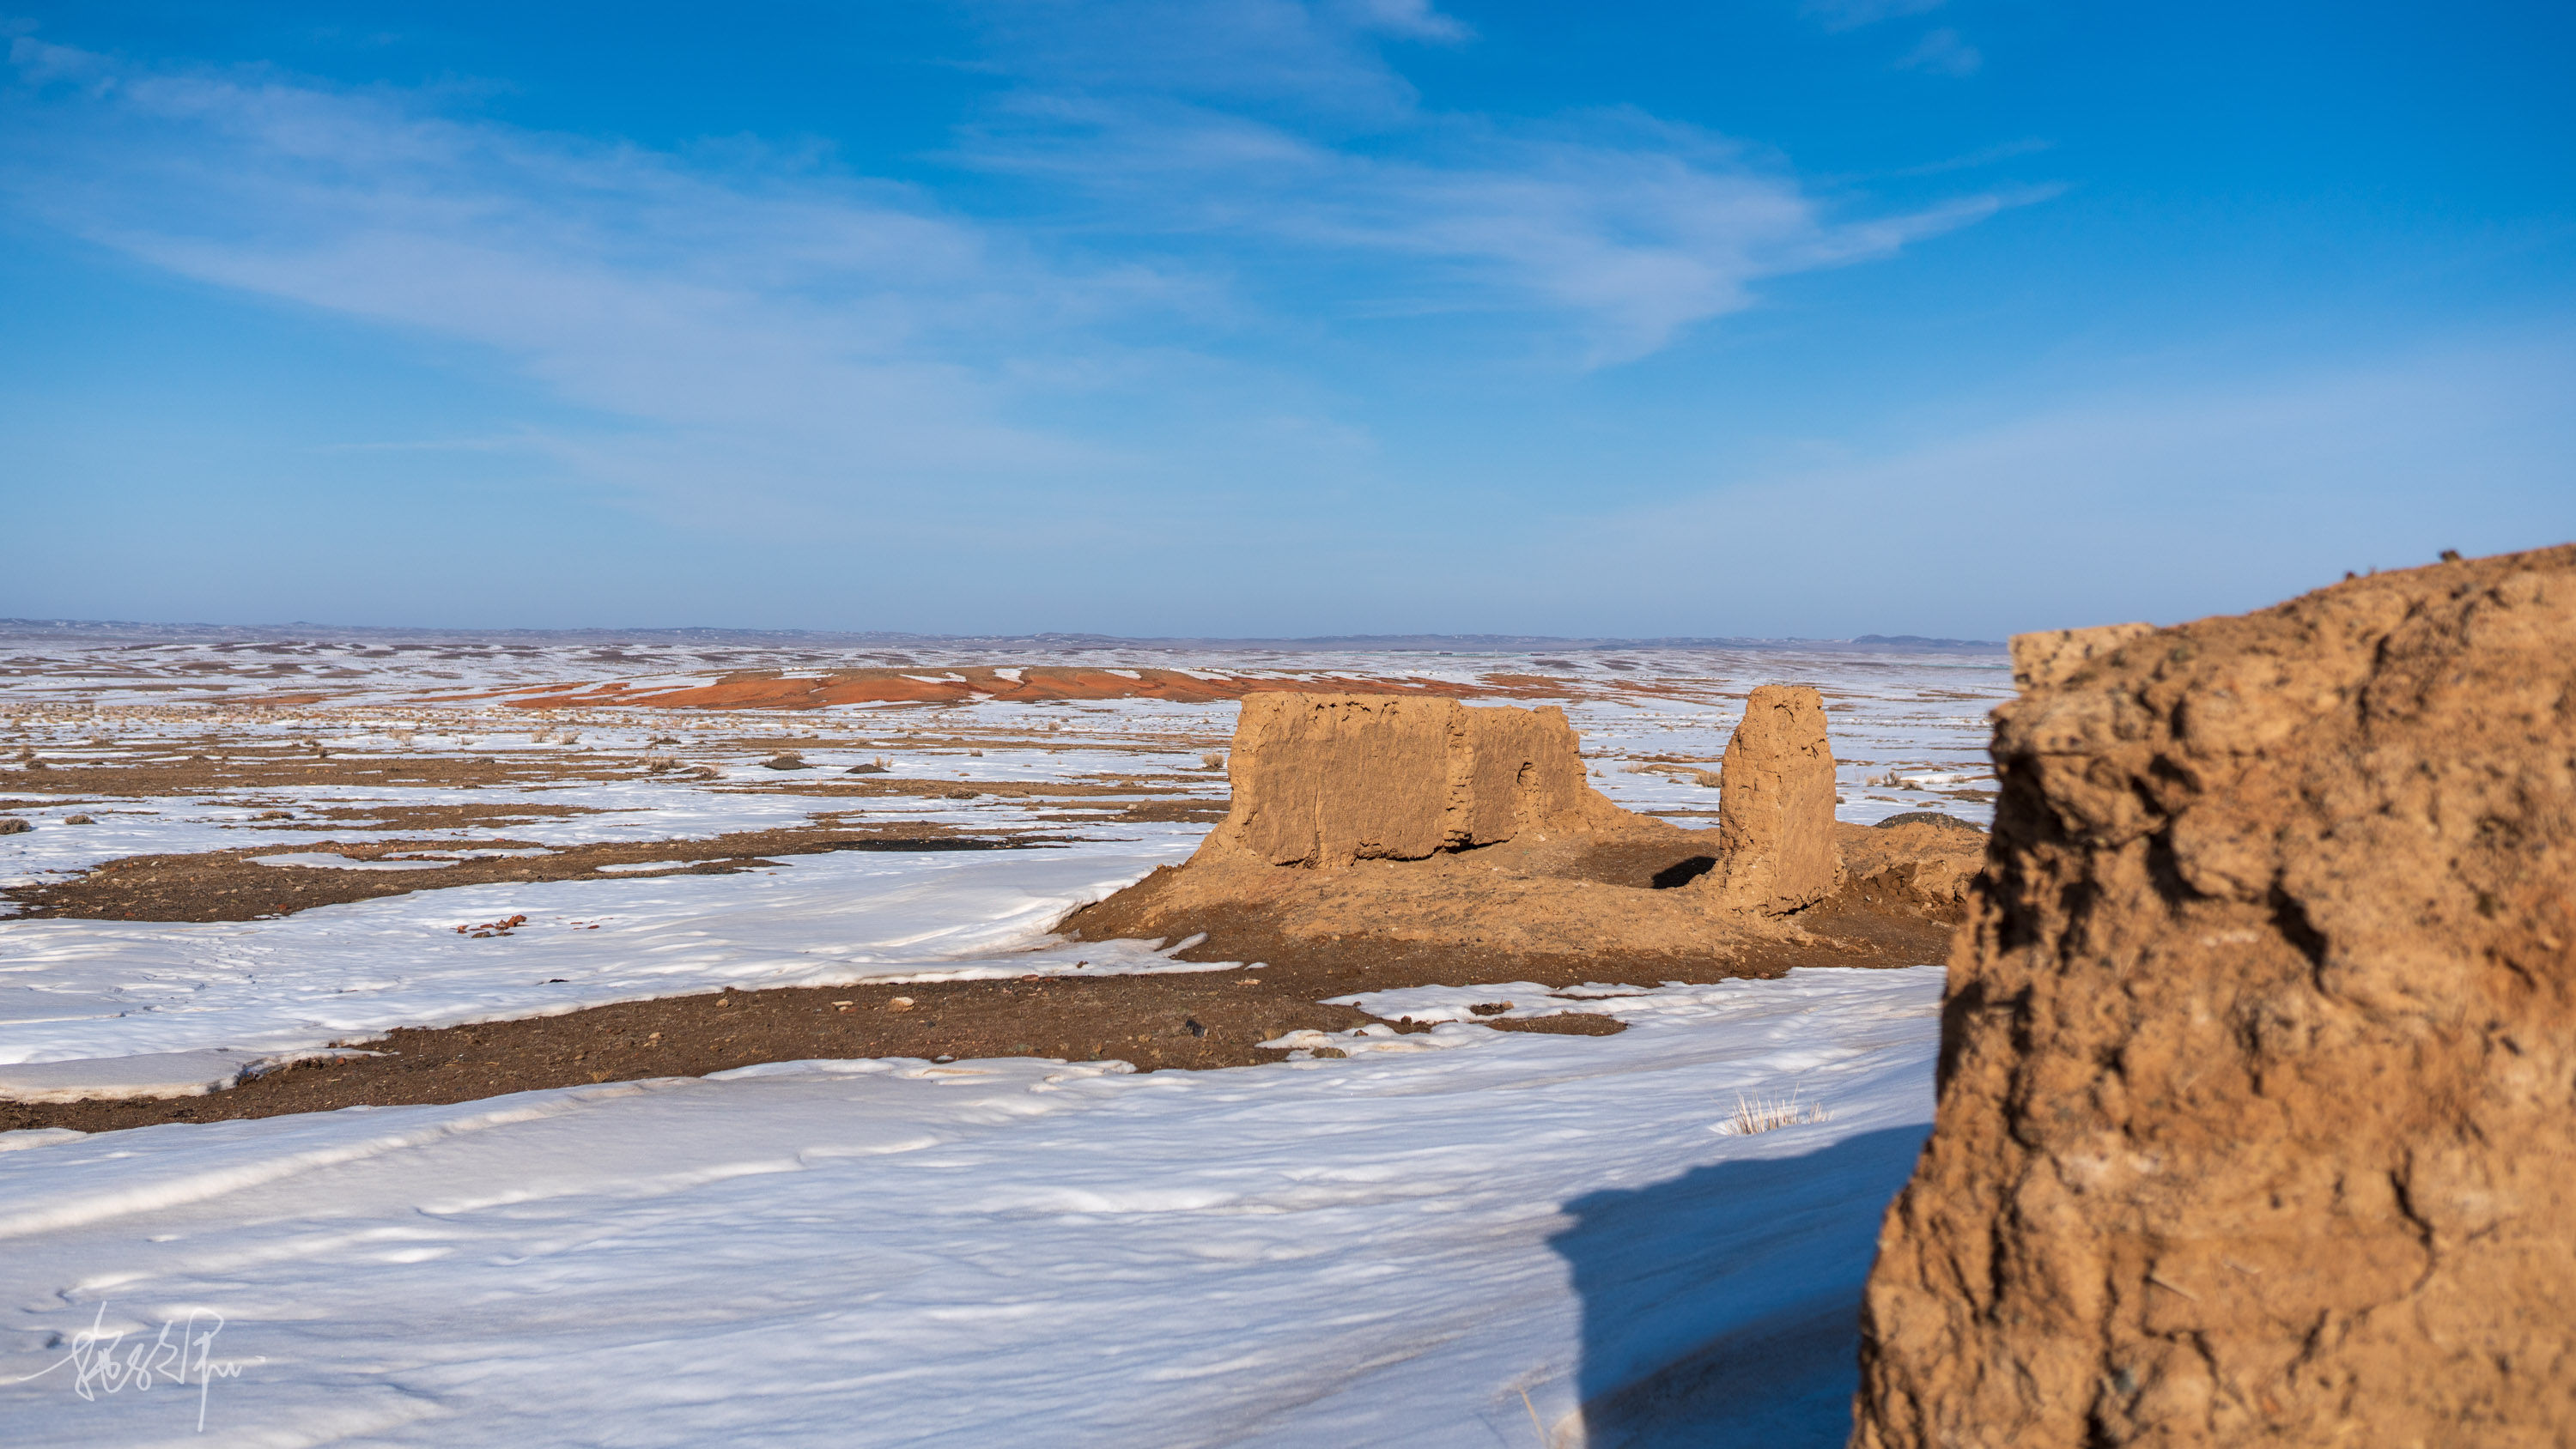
1,840,1210,1069
0,966,1941,1448
0,642,2002,1443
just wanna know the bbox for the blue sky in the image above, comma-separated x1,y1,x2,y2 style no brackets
3,1,2569,639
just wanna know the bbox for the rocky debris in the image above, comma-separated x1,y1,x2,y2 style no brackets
1852,545,2576,1449
1186,693,1632,870
1836,819,1985,919
1699,685,1840,915
1873,810,1979,834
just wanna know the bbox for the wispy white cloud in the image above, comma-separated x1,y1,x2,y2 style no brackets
1801,0,1946,33
964,100,2016,362
959,0,1468,121
1,36,1216,523
1896,28,1983,77
947,2,2016,362
1,9,2014,531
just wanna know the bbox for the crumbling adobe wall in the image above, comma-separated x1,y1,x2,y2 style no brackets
1851,545,2576,1448
1699,684,1841,914
1188,693,1631,870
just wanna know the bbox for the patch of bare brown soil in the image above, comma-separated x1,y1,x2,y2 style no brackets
0,890,1963,1135
3,826,1072,922
240,801,609,832
0,746,661,796
1043,800,1233,825
1066,858,1957,986
726,775,1213,803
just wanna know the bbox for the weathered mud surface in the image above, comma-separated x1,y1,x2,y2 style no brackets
1703,682,1840,913
1853,546,2576,1449
1078,690,1971,973
4,826,1068,922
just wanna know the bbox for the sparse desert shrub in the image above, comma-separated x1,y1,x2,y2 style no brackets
1201,751,1225,770
762,751,809,770
0,816,28,834
64,814,94,825
1722,1089,1830,1135
1692,769,1722,788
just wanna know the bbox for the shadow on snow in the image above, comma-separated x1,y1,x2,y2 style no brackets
1548,1125,1929,1449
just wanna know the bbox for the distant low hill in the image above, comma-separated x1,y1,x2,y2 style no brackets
0,618,2004,652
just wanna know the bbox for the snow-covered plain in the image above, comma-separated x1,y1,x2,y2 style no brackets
0,968,1941,1448
0,636,2005,1446
1,843,1217,1069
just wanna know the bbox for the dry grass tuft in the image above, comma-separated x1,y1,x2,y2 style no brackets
1722,1089,1831,1135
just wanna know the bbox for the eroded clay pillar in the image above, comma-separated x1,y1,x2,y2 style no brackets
1700,684,1838,913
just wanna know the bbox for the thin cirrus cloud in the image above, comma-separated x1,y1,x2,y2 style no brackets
1800,0,1947,33
960,0,1472,118
2,36,1191,517
960,99,2021,363
1896,28,1983,77
3,15,2014,517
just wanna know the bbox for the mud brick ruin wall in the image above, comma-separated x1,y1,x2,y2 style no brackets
1189,693,1631,869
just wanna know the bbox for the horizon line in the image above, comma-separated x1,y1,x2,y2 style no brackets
0,617,2007,653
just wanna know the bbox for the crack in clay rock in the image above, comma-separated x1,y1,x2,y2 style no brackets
1850,543,2576,1449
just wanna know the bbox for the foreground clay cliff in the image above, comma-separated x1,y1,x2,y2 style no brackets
1852,544,2576,1447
